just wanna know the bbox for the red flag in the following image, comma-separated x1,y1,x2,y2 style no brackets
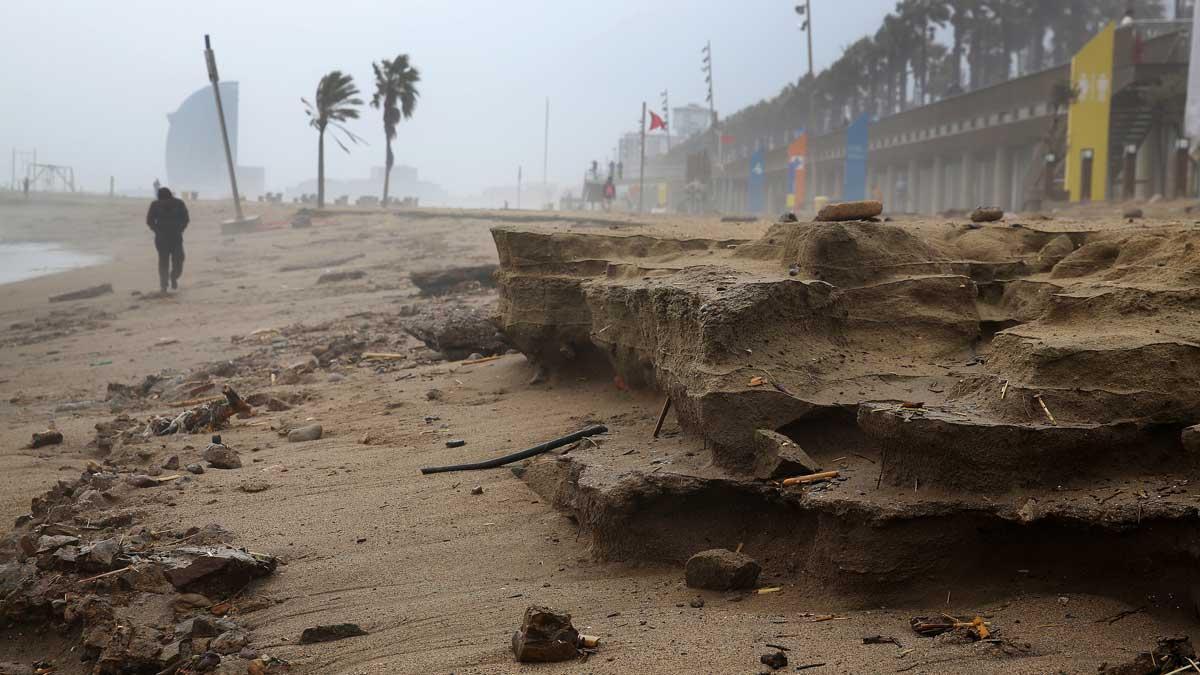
720,134,735,145
648,110,667,131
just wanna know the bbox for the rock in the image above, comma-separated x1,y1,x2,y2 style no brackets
1182,425,1200,453
689,597,705,608
287,424,323,443
685,549,761,591
29,429,64,448
163,455,180,470
265,398,291,412
299,623,368,644
238,647,260,660
446,439,466,448
815,200,883,222
403,303,507,360
195,651,221,671
779,211,798,223
1034,234,1075,272
210,630,249,655
238,479,270,493
751,429,821,480
159,546,278,591
203,443,242,469
86,537,121,568
511,606,579,663
36,534,80,553
761,651,788,670
74,488,109,511
425,389,443,401
327,372,345,383
1122,207,1144,219
186,463,205,475
316,270,366,284
471,486,484,495
158,640,191,667
174,593,213,610
177,616,221,638
969,206,1004,222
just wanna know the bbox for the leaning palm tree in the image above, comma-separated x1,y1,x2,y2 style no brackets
370,54,421,206
303,70,363,208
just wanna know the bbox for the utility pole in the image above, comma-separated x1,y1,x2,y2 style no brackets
517,165,522,210
796,1,815,208
543,98,550,210
204,35,246,223
639,101,647,213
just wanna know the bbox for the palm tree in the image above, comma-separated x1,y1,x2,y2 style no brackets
370,53,421,206
303,71,363,208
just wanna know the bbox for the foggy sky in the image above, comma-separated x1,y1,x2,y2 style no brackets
1,0,895,198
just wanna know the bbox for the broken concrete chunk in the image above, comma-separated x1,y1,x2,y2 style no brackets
36,534,80,554
210,629,249,654
287,424,323,442
969,206,1004,222
203,443,242,469
511,606,579,663
684,548,761,591
751,429,821,480
815,200,883,222
299,623,368,644
156,546,277,592
85,537,122,569
176,616,221,638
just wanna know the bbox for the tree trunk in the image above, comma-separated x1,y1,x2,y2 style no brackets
317,128,326,209
383,140,392,206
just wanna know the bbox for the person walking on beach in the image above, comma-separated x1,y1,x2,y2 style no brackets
145,187,189,293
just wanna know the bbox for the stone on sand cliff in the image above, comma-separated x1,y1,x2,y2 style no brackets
203,443,242,469
287,424,323,442
685,549,761,591
970,206,1004,222
511,606,580,662
815,200,883,222
751,429,821,480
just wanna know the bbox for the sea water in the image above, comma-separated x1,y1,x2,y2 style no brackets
0,242,107,285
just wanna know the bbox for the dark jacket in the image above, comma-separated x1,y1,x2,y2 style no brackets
146,197,190,237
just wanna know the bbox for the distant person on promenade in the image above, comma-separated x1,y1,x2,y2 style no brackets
153,178,161,194
145,187,189,293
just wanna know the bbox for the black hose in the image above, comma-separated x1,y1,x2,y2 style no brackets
419,424,608,474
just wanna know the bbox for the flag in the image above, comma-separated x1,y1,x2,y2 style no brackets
649,111,667,131
720,134,735,145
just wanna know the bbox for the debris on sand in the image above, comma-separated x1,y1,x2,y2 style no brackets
28,429,63,449
420,425,607,474
911,616,990,640
815,200,883,222
316,269,367,284
1099,635,1195,674
0,468,277,673
410,264,499,295
684,549,761,591
299,623,368,644
49,283,114,303
970,206,1004,222
147,385,253,436
402,303,507,360
760,650,789,669
511,606,580,662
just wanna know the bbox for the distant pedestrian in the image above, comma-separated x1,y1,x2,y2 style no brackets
153,178,161,194
22,177,29,198
145,187,189,293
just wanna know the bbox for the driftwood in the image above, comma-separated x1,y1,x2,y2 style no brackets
50,283,113,303
420,425,608,474
781,470,839,486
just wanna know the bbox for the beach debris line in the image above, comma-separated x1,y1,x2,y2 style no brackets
419,424,607,474
49,282,114,303
910,615,990,640
147,385,254,436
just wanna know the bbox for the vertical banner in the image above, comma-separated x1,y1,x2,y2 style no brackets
1187,10,1200,143
843,113,870,201
657,182,668,208
1066,22,1115,202
787,131,808,209
748,149,766,213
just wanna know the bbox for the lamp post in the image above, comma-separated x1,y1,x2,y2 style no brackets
795,2,815,209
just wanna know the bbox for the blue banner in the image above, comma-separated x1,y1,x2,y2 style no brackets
748,149,766,213
843,113,870,201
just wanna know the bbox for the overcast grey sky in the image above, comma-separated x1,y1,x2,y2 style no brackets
1,0,896,196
